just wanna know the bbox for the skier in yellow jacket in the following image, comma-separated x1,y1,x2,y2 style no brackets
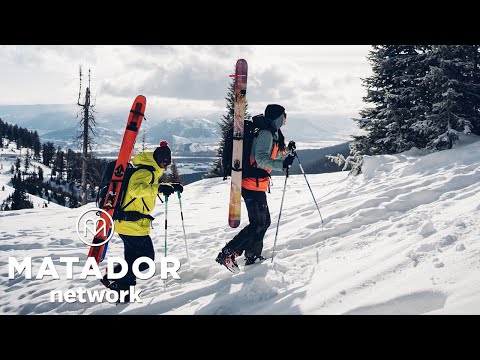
104,140,183,300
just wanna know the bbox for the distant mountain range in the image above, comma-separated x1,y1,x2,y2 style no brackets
0,104,221,156
38,119,220,156
0,104,355,156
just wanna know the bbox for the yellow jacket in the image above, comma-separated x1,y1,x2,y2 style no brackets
114,152,165,236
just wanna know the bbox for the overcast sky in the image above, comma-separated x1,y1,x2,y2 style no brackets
0,45,372,123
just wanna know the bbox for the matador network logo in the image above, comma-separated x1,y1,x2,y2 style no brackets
76,208,114,246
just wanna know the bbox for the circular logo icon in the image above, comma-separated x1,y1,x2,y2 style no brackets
76,208,114,247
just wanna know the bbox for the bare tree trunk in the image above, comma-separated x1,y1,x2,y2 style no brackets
77,66,95,207
81,87,90,205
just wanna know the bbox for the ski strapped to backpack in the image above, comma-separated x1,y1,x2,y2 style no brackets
97,161,156,222
222,113,276,187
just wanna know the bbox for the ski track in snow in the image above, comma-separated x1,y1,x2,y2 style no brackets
1,134,480,314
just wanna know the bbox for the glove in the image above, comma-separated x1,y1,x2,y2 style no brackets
287,140,296,152
171,183,183,193
158,183,174,196
282,154,295,169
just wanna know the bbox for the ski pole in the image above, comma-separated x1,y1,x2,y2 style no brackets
163,195,169,292
177,191,191,268
294,151,324,226
164,195,169,257
271,166,289,263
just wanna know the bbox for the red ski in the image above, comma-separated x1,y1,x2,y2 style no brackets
87,95,147,264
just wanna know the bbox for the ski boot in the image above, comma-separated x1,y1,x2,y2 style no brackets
108,281,135,305
215,247,240,274
244,253,267,266
100,272,111,288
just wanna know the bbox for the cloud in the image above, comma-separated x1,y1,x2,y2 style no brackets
0,45,45,67
101,65,230,100
98,45,260,100
0,45,372,122
132,45,178,55
98,45,258,101
189,45,255,59
131,45,254,60
0,45,98,69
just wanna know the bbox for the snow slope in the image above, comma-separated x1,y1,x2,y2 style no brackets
1,134,480,314
0,146,64,209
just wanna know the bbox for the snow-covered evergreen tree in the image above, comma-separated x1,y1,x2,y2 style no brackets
207,69,250,178
354,45,429,155
423,45,480,149
348,45,480,174
207,78,236,178
166,160,183,184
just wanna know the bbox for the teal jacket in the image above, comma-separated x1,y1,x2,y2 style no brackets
251,129,285,172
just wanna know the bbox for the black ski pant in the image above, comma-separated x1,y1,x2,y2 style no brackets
226,188,271,257
111,234,155,289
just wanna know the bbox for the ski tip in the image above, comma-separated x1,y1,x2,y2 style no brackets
134,95,147,103
228,220,240,228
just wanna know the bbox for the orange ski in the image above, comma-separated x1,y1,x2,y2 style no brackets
87,95,147,264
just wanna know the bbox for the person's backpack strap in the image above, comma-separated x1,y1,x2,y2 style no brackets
115,164,157,221
222,125,234,180
135,164,156,184
244,127,273,187
115,211,155,222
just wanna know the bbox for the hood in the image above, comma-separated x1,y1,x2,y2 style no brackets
132,151,162,172
264,104,285,131
271,114,283,131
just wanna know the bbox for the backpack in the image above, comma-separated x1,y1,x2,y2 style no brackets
96,160,156,222
222,114,275,182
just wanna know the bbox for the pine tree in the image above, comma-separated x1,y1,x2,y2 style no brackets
32,131,41,160
207,71,250,178
353,46,429,156
42,142,56,166
469,45,480,135
69,193,79,208
89,185,97,201
24,149,31,174
10,188,33,210
167,160,183,183
423,45,480,149
65,149,76,181
53,147,65,180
